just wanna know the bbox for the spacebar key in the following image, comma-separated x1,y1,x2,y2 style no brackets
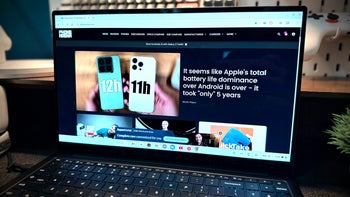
221,180,244,188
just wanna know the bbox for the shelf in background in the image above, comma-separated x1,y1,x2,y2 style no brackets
301,77,350,96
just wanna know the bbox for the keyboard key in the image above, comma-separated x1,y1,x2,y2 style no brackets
148,180,163,187
105,193,122,197
133,170,147,178
160,173,175,181
118,184,134,193
93,166,108,174
194,185,209,194
156,3,166,8
166,4,176,8
148,187,164,196
189,176,204,184
80,172,94,179
262,191,276,197
120,177,134,184
74,189,91,196
133,186,149,195
274,182,289,193
246,178,258,182
221,180,244,189
175,174,189,183
87,190,106,197
164,189,181,196
134,178,148,186
247,190,261,197
61,178,76,186
146,3,156,8
81,165,94,172
42,185,60,194
147,172,161,179
205,178,219,186
260,183,274,192
213,0,223,6
66,170,81,178
102,183,119,192
246,182,260,190
108,4,117,9
209,186,225,195
178,183,193,192
260,180,272,184
180,191,196,196
119,169,134,176
224,0,234,6
163,182,178,189
136,4,146,8
203,0,212,6
277,193,291,197
75,179,91,187
176,2,199,7
57,186,76,196
127,3,136,9
224,188,245,196
91,173,107,181
117,4,127,9
87,181,104,190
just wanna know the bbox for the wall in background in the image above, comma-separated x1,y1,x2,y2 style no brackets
0,0,53,59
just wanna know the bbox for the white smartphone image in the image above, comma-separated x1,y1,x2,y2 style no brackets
128,56,157,113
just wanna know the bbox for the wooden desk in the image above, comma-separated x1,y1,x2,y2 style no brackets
0,77,54,89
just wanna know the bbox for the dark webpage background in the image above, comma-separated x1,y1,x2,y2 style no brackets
55,43,299,154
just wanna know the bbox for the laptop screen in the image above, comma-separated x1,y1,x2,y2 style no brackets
53,7,306,164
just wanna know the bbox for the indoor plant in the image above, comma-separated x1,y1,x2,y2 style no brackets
325,107,350,155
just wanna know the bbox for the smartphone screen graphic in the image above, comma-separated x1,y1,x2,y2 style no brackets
96,56,124,110
129,56,156,113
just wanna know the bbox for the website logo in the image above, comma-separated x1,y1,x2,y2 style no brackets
59,30,72,38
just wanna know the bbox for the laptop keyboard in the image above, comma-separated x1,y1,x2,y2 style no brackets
2,157,292,196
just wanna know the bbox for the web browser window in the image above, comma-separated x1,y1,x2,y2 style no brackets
53,8,305,163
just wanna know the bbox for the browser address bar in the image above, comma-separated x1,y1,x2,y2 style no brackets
55,12,303,28
77,19,257,28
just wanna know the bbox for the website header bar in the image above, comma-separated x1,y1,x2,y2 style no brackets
54,11,304,29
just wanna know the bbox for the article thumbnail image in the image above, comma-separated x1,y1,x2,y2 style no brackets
198,121,267,151
76,113,133,138
75,51,180,117
134,118,196,144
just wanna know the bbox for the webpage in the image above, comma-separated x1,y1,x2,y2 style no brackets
54,13,303,162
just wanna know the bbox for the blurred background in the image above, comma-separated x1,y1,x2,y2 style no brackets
0,0,52,60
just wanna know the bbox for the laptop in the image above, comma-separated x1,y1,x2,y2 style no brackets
1,6,307,196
